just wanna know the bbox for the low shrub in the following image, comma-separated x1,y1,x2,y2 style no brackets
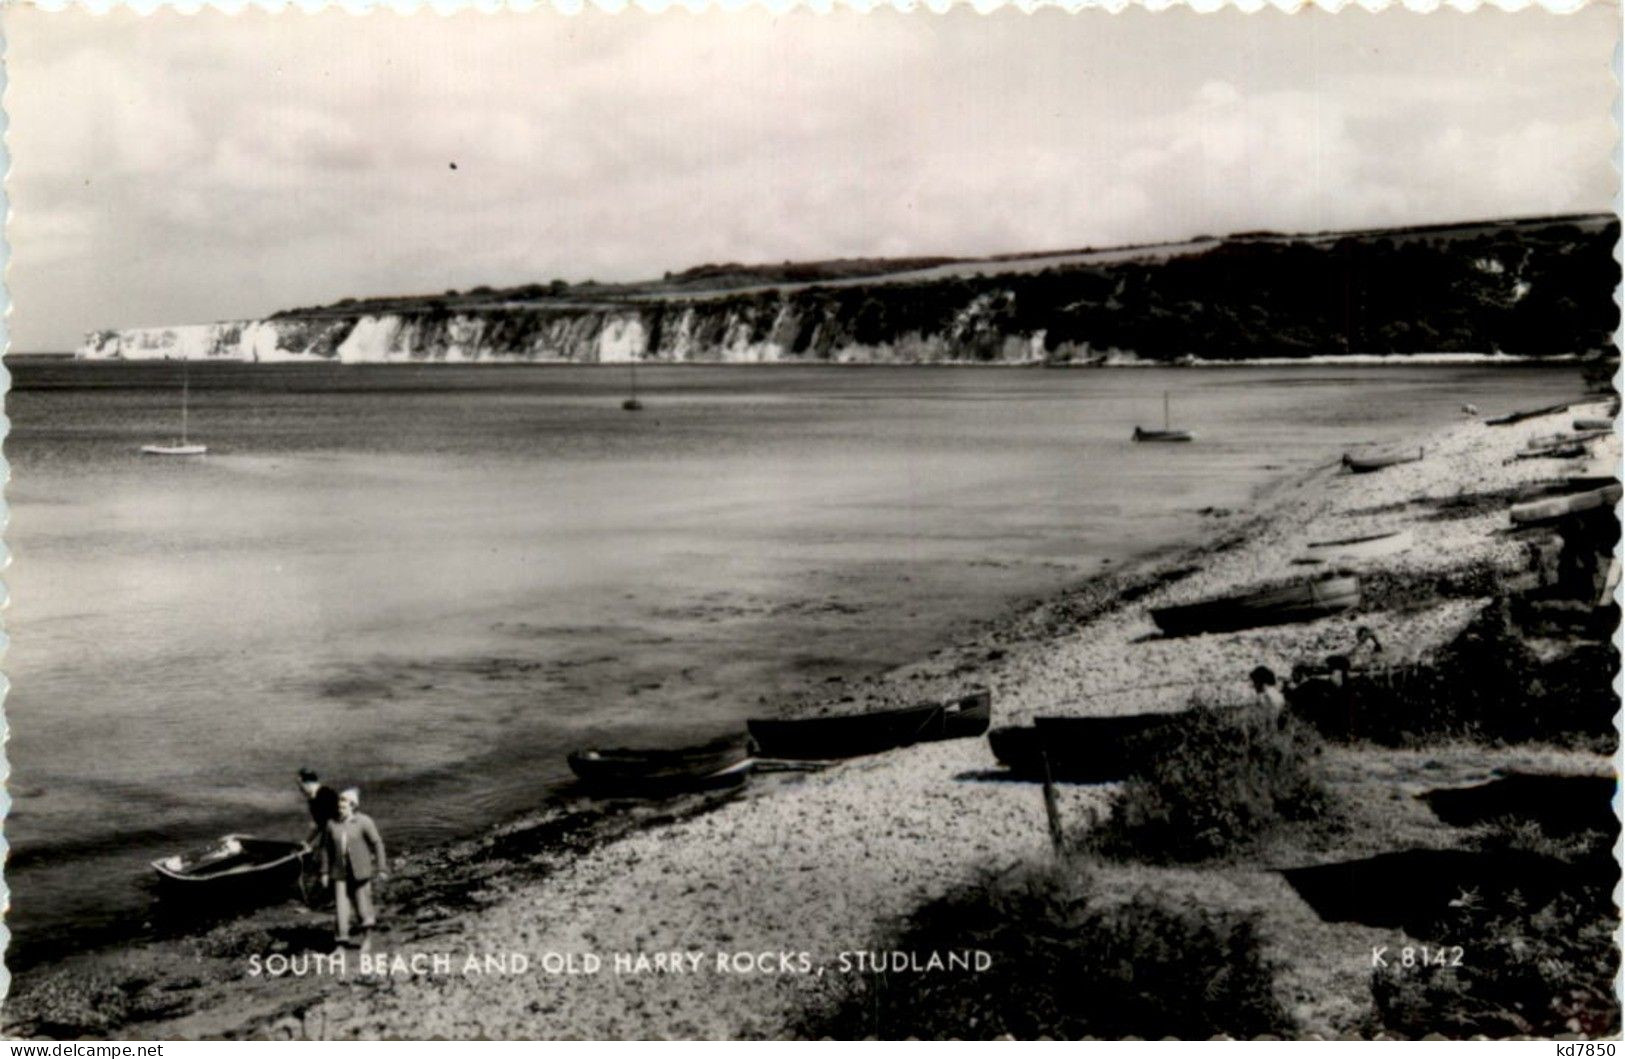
1293,600,1618,749
1370,819,1621,1038
797,862,1291,1040
1088,704,1332,863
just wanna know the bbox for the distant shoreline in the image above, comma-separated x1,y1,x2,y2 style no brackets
19,352,1591,368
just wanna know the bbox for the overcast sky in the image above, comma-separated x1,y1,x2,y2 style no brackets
6,6,1618,350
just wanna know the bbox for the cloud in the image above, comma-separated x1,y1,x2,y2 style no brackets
4,7,1617,350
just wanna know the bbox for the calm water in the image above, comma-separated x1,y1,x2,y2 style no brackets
2,360,1585,965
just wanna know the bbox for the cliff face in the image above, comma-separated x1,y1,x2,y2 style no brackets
80,214,1620,364
79,302,1056,365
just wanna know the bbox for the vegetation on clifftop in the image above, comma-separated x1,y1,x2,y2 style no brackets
268,214,1620,363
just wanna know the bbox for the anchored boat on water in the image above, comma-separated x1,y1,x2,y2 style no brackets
141,360,208,456
621,360,644,412
746,687,992,761
1132,391,1192,443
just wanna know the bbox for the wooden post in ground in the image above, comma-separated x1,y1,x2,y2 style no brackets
1040,751,1066,856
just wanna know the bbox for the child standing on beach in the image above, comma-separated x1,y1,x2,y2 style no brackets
319,787,389,946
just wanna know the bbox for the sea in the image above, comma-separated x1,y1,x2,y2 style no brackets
0,358,1587,968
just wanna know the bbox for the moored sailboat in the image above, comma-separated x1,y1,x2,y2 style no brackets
1132,391,1192,442
141,360,208,456
622,360,644,411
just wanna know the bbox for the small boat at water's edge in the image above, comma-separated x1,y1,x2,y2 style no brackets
1151,575,1360,637
151,834,305,897
1342,447,1422,474
748,688,991,761
567,734,749,795
1485,400,1574,426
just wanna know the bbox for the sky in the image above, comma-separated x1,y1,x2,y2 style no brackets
5,5,1619,350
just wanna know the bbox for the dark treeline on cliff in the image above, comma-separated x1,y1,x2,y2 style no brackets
705,218,1619,361
275,215,1619,363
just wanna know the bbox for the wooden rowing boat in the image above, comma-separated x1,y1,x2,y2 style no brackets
1302,529,1413,564
1150,575,1360,637
1527,429,1611,450
1516,443,1588,461
151,834,305,898
989,712,1185,782
1509,482,1622,527
567,734,750,795
748,687,991,760
1342,447,1423,474
1485,400,1573,426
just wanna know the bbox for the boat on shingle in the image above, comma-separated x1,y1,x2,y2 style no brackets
1509,482,1622,527
990,712,1186,782
1342,447,1422,474
1150,575,1360,637
748,687,991,760
567,734,750,796
1302,529,1413,564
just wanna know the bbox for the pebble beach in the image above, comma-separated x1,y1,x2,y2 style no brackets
6,391,1616,1040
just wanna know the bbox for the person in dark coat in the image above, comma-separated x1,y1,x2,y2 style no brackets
1286,655,1355,738
319,787,388,945
298,768,340,853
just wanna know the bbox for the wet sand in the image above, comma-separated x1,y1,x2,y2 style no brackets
5,394,1615,1040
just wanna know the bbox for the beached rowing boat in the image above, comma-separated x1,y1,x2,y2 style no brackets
1516,443,1589,462
747,687,991,760
1150,575,1360,637
1485,400,1574,426
567,734,750,795
1527,429,1611,450
989,712,1185,782
1342,447,1423,474
1508,482,1622,527
151,834,305,898
1302,529,1414,564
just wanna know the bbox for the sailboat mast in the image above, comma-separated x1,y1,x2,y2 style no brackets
1163,390,1170,432
181,361,190,445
